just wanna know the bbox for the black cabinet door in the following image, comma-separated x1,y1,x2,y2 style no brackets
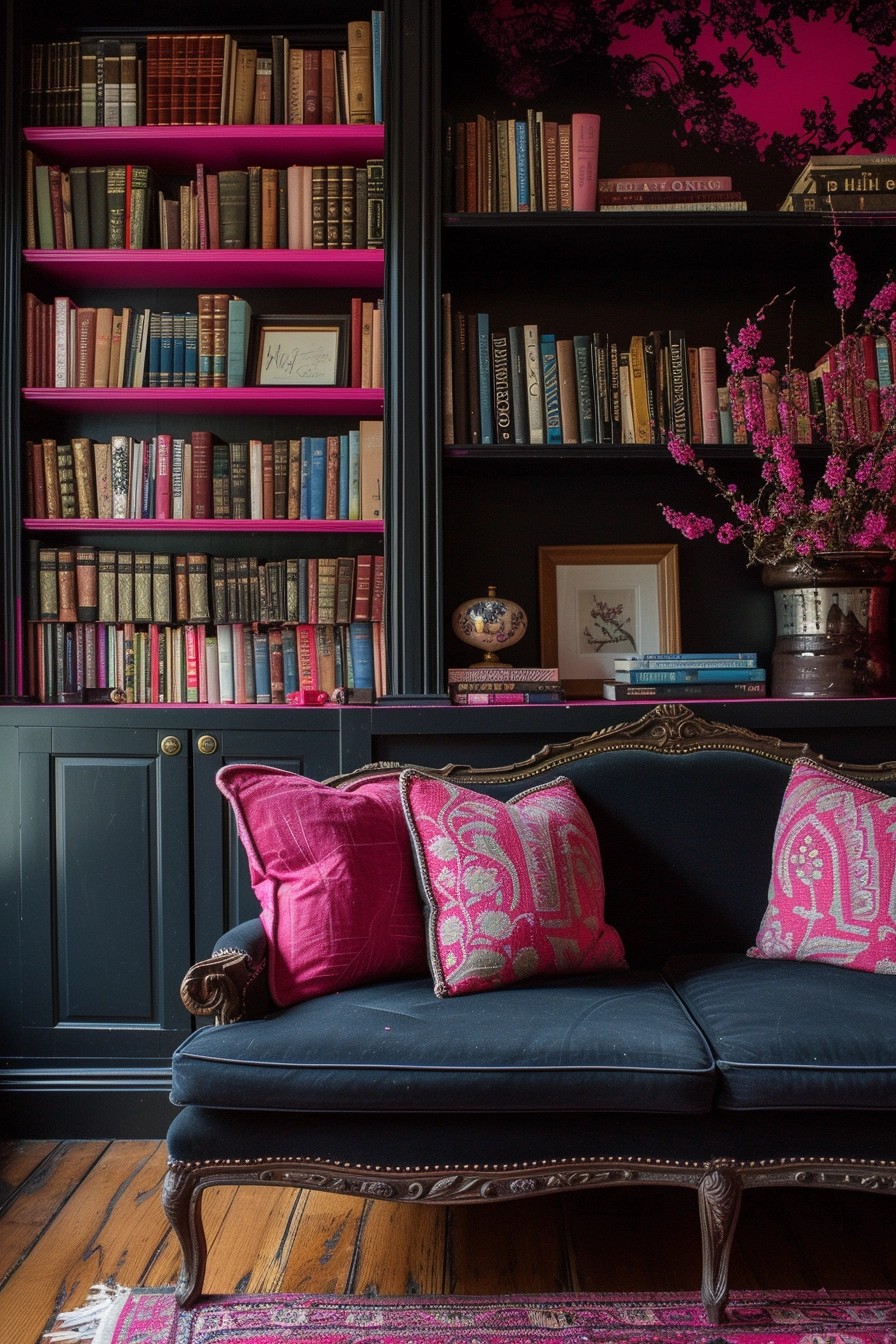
9,722,191,1063
190,722,345,957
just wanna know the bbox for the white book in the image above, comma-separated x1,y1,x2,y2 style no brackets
216,624,235,703
522,322,544,444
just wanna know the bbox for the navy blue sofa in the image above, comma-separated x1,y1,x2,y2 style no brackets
163,705,896,1321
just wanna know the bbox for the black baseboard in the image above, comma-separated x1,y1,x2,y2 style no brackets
1,1068,179,1138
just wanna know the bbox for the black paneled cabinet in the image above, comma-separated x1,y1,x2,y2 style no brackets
0,709,353,1134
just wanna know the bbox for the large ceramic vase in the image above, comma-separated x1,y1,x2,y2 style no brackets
761,551,895,697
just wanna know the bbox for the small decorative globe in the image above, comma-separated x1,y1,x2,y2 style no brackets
450,586,527,666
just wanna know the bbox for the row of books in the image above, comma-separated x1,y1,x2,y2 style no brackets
443,302,896,448
26,19,384,128
443,114,747,216
602,652,767,701
27,425,385,524
446,664,563,705
24,294,383,392
442,302,724,447
445,111,600,214
26,154,386,252
30,618,386,706
779,153,896,213
32,546,384,629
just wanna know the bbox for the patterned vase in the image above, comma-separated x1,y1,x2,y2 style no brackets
761,551,895,698
450,586,527,666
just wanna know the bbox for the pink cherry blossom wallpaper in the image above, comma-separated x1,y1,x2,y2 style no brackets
463,1,896,167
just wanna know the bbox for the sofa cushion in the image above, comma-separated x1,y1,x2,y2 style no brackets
665,953,896,1110
748,758,896,975
400,772,626,997
216,764,427,1007
171,972,716,1114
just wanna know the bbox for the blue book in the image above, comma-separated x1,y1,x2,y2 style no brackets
183,312,198,386
371,10,384,125
514,120,530,209
307,437,327,519
299,438,312,519
146,311,162,388
616,653,757,669
573,334,596,443
348,621,375,690
253,632,272,703
347,428,361,520
477,312,494,444
158,311,174,387
281,626,299,695
618,666,766,685
338,433,350,519
540,333,562,442
171,312,186,387
226,297,251,387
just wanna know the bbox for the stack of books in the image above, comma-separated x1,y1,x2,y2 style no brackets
598,171,746,212
447,666,564,705
602,653,766,701
779,153,896,213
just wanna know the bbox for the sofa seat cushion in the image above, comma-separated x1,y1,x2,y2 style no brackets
171,972,716,1114
665,953,896,1111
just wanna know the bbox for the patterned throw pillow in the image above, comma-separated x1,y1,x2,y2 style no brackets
400,771,627,997
217,765,427,1006
748,758,896,974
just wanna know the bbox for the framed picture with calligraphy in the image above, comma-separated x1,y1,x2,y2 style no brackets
251,315,350,386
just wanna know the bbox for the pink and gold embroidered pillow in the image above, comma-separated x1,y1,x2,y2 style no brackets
399,772,626,997
217,765,427,1006
748,758,896,974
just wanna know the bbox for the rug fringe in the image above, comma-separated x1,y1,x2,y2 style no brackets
44,1283,131,1343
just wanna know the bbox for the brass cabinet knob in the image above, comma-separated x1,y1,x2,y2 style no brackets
160,735,183,756
197,734,218,755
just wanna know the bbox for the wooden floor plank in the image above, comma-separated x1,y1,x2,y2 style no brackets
0,1142,59,1214
0,1140,159,1344
349,1199,448,1296
275,1190,367,1294
200,1185,311,1296
0,1141,108,1289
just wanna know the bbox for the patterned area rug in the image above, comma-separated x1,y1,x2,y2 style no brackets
45,1287,896,1344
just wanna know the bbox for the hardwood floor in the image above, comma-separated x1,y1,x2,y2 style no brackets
1,1139,894,1344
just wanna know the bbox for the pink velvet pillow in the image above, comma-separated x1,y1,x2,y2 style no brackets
399,771,627,997
748,758,896,974
216,765,427,1006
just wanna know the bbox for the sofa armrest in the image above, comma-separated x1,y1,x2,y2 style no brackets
180,919,272,1025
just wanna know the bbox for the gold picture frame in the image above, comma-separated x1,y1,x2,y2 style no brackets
250,314,350,387
538,543,681,697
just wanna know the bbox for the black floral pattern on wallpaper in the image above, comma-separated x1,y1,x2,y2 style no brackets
462,0,896,167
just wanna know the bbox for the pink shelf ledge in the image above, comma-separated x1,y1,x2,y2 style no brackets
23,248,384,288
22,387,384,415
23,518,384,533
23,124,385,169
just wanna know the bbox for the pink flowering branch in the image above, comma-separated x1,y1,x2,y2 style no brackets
660,231,896,567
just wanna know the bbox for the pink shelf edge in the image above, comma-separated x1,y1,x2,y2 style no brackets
22,518,384,532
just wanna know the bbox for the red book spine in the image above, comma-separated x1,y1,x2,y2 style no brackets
190,429,214,518
154,432,172,519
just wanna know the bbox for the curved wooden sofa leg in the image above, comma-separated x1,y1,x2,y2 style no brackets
697,1160,742,1325
162,1164,208,1309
